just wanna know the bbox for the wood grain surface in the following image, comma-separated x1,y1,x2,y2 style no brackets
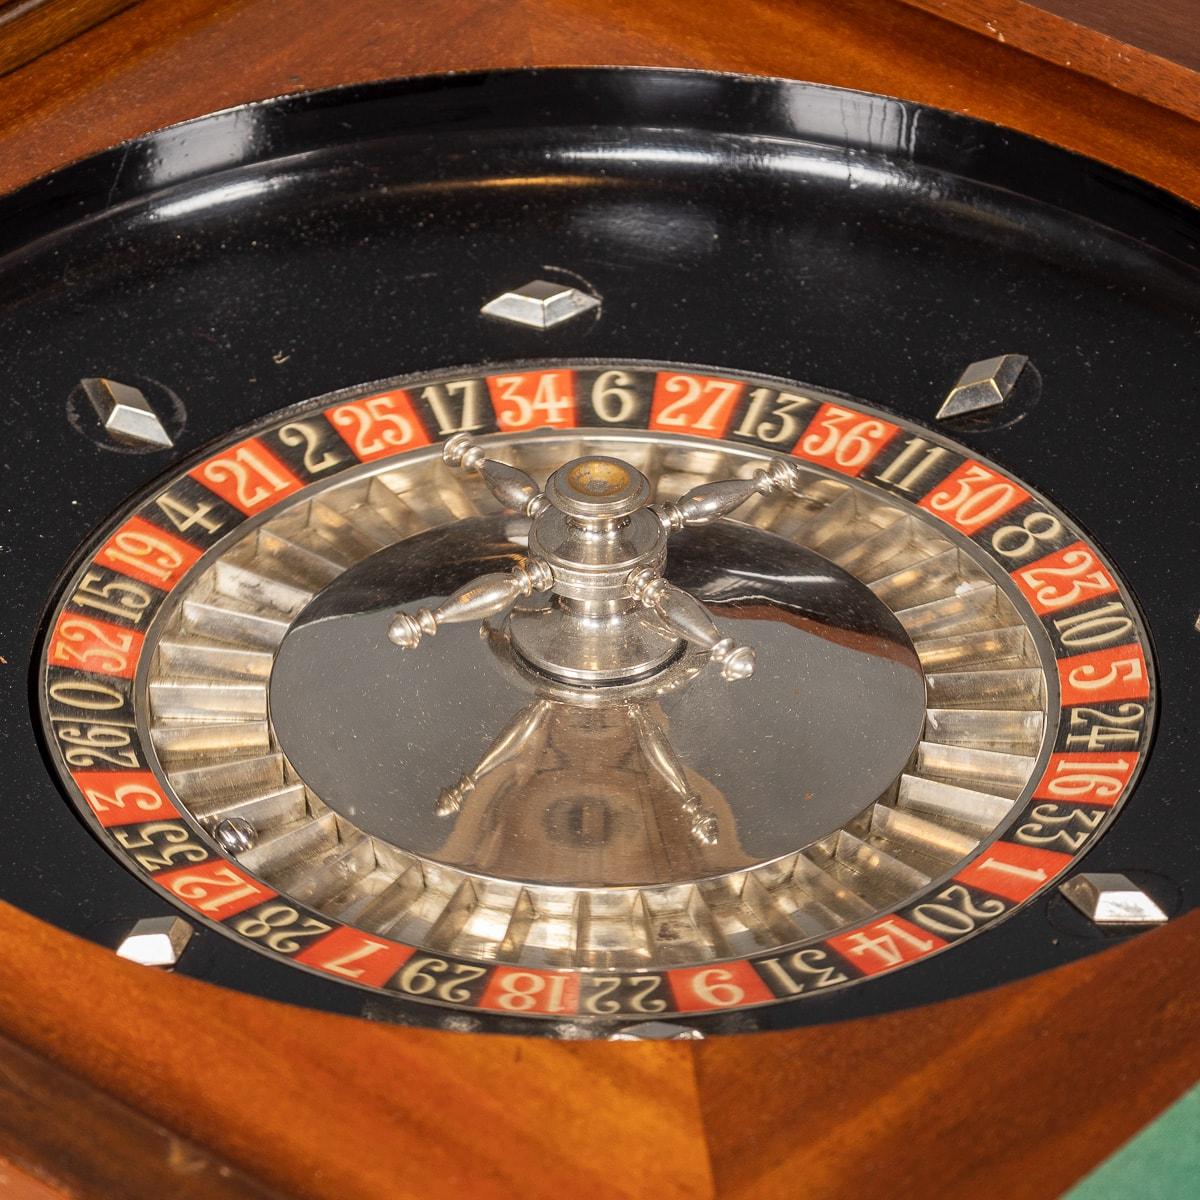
0,2,1196,1196
896,0,1200,121
0,0,1198,203
698,912,1200,1200
0,899,1194,1200
0,902,714,1200
0,0,139,78
0,1018,283,1200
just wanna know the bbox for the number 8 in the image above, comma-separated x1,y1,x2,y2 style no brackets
991,511,1062,559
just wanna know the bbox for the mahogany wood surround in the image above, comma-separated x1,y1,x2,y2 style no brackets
0,2,1196,1197
0,0,138,78
896,0,1200,121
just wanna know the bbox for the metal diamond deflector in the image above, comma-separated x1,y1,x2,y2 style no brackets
82,377,174,448
1059,873,1169,925
116,916,194,967
936,354,1029,420
608,1021,705,1041
480,279,600,329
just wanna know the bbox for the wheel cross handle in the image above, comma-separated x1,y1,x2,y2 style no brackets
388,434,801,685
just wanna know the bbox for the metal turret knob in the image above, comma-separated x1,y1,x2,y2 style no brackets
390,437,801,685
387,558,555,649
628,569,757,682
442,432,550,518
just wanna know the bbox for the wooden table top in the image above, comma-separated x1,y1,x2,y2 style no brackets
0,0,1198,203
0,3,1195,1197
895,0,1200,121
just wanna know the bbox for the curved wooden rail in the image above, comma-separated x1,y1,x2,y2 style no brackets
0,0,1197,201
0,901,1194,1198
0,3,1195,1195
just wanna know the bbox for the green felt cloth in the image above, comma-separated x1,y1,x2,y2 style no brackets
1064,1084,1199,1199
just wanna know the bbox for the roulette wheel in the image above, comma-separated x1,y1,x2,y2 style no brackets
0,6,1197,1199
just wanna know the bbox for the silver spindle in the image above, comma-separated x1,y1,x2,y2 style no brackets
392,443,764,685
437,699,554,815
656,458,799,531
628,569,755,681
443,433,549,517
389,558,554,649
630,707,720,845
